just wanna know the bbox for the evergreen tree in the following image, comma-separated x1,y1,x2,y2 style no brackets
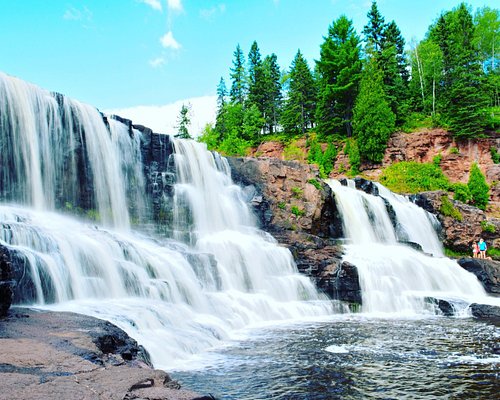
214,77,228,141
430,4,488,138
467,163,490,210
380,20,409,124
216,77,227,112
174,104,192,139
363,1,386,54
262,54,283,134
247,41,266,111
474,7,500,107
352,59,395,163
281,50,316,135
230,44,247,105
316,15,362,138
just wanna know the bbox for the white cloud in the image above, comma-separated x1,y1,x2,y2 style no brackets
167,0,183,12
149,57,165,68
139,0,163,11
160,31,181,49
63,6,92,22
200,4,226,20
104,95,217,138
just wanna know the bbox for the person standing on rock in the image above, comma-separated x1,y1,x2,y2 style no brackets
478,238,487,259
472,241,479,258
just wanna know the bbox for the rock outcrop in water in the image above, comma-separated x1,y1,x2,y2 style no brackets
457,258,500,296
0,309,206,400
227,157,361,304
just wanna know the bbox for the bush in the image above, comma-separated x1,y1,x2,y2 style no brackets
452,183,472,203
481,220,496,233
467,163,490,210
291,187,303,198
379,161,450,193
307,179,322,190
490,146,500,164
439,195,462,221
291,205,305,216
283,141,306,162
344,138,360,176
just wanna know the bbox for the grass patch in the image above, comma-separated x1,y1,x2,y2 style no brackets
379,161,450,193
291,187,303,198
444,247,468,258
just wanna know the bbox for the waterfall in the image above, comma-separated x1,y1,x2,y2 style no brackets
0,72,333,370
327,179,496,315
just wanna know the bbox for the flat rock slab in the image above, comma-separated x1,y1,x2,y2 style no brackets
0,308,205,400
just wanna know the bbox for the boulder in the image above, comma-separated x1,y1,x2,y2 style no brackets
457,258,500,295
469,303,500,325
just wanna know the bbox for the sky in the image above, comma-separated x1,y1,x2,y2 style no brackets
0,0,496,135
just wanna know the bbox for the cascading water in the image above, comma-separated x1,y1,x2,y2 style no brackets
326,179,498,315
0,72,333,370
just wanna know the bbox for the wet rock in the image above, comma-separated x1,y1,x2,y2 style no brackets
330,261,362,305
469,303,500,325
0,246,14,316
457,258,500,295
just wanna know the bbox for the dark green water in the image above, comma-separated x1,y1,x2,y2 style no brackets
172,316,500,399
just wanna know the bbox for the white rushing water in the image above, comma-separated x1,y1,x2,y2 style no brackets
0,72,333,370
326,179,497,315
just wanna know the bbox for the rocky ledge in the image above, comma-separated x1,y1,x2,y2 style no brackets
0,308,211,400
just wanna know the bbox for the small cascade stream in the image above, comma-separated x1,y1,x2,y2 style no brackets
326,179,497,314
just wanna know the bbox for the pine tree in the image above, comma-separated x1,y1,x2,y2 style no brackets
430,4,488,138
467,163,490,210
247,41,266,111
316,15,362,138
380,21,409,124
262,53,283,134
281,50,316,135
215,77,228,142
363,1,386,54
174,104,192,139
230,44,247,105
352,59,395,163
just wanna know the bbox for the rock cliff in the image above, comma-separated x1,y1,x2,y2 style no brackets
227,157,361,305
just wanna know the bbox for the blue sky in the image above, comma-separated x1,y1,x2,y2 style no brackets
0,0,496,133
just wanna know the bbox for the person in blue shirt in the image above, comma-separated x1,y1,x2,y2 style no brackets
478,238,487,259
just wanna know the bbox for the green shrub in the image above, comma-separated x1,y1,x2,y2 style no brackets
481,220,496,233
218,130,251,156
344,138,360,176
283,141,305,161
277,201,286,210
291,205,305,217
439,195,462,221
379,161,450,193
467,163,490,210
432,154,442,167
449,147,459,155
490,146,500,164
291,187,303,198
307,179,322,190
452,183,472,203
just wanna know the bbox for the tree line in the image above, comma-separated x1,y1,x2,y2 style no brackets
194,1,498,164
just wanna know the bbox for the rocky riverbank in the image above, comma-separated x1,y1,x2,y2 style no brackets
0,308,211,400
